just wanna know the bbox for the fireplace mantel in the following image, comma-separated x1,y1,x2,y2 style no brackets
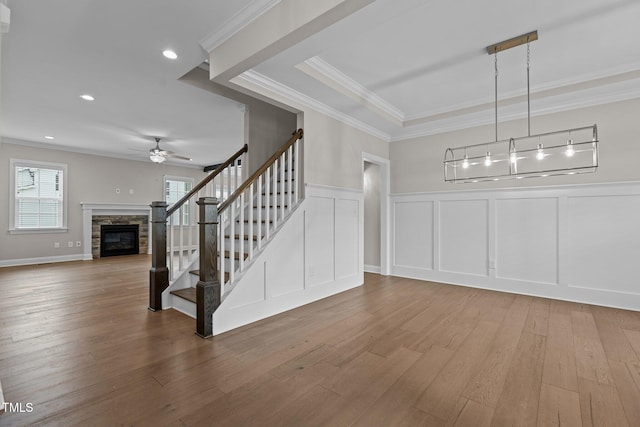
81,203,152,260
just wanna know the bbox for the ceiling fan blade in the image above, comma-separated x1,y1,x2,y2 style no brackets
168,154,193,161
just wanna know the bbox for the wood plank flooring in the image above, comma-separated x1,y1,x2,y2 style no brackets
1,255,640,426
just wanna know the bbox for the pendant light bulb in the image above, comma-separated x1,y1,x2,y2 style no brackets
565,139,575,157
536,144,545,160
484,152,492,166
462,154,469,169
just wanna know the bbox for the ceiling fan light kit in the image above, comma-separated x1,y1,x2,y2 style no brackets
148,137,191,163
149,152,167,163
149,138,167,163
444,30,599,183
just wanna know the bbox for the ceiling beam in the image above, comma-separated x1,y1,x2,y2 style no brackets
207,0,375,83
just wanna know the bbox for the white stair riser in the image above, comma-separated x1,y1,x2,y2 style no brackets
171,294,196,319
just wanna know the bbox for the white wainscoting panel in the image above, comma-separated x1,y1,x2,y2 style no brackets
305,196,335,286
496,197,559,284
393,201,433,270
335,199,360,280
567,194,640,295
439,199,488,277
210,184,363,334
391,182,640,312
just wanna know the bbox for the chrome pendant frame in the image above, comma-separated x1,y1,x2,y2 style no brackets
443,31,599,184
444,125,598,183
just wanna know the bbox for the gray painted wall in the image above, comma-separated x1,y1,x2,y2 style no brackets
0,141,211,262
245,102,297,176
391,97,640,193
303,109,389,190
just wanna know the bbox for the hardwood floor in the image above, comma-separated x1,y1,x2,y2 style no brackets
1,255,640,426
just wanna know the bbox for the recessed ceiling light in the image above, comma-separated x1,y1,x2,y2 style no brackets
80,94,95,101
162,50,178,60
44,136,55,140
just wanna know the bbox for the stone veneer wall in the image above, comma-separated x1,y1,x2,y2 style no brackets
92,215,149,258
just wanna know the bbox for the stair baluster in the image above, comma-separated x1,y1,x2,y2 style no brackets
148,144,248,311
215,129,302,292
154,129,303,337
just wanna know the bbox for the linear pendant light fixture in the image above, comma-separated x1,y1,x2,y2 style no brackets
444,31,599,183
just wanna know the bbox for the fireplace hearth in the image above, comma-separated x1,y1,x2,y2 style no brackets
100,224,140,257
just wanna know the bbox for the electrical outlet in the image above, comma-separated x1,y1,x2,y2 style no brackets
76,241,82,247
68,241,74,248
54,242,60,249
129,189,134,195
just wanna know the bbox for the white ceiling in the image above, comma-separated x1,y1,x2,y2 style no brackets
3,0,640,165
1,0,254,167
250,0,640,140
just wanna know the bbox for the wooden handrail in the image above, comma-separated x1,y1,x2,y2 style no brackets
218,129,303,214
167,144,248,217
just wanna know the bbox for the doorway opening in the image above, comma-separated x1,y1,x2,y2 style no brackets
363,153,390,275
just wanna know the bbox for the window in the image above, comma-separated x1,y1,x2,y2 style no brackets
164,176,193,225
10,159,68,232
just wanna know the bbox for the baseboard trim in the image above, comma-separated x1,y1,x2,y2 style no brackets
364,264,381,274
0,254,86,268
390,266,640,313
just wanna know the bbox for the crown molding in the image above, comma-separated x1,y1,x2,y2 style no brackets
295,56,640,141
298,56,405,124
298,56,640,135
236,62,640,144
200,0,282,53
237,69,391,142
405,61,640,123
529,60,640,97
390,80,640,142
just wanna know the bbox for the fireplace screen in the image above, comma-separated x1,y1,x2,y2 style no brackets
100,224,139,257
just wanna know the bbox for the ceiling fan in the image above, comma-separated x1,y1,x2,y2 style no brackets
148,137,192,163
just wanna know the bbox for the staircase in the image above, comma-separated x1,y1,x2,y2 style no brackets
149,129,304,337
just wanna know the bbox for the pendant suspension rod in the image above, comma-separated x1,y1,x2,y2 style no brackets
494,53,498,142
527,41,531,137
486,31,538,139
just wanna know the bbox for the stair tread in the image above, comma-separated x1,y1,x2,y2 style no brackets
170,287,197,303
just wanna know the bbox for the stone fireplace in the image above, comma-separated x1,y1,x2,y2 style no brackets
92,215,148,258
81,203,152,260
98,222,142,258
